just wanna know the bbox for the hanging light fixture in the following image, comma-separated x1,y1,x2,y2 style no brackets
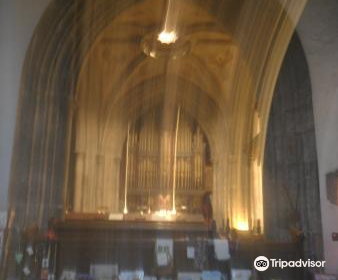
141,0,190,59
157,30,178,44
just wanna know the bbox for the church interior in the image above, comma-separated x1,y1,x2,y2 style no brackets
0,0,338,280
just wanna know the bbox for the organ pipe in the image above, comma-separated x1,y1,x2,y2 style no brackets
172,106,181,213
122,109,208,213
123,123,130,214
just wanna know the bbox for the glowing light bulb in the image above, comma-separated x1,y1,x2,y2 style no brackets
157,30,178,44
123,208,128,214
236,220,249,231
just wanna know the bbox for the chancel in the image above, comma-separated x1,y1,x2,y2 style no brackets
59,0,265,230
1,0,338,279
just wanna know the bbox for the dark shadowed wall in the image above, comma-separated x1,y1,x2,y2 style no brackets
264,33,323,261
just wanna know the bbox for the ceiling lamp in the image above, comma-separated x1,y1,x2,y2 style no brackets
141,32,190,59
157,30,178,44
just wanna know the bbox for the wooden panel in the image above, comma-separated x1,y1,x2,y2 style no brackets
54,220,208,276
326,170,338,206
54,220,304,280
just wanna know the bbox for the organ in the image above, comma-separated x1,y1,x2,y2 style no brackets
119,108,212,214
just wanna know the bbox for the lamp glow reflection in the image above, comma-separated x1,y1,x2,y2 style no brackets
154,209,177,220
236,220,249,231
157,30,178,44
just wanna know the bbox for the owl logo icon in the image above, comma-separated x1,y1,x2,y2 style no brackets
254,256,270,271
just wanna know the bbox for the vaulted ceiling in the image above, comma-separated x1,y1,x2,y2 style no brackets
75,0,240,154
74,0,307,159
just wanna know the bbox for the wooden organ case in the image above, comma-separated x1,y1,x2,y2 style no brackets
119,109,212,213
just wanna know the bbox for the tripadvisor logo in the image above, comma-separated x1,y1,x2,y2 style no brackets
254,256,269,271
254,256,325,271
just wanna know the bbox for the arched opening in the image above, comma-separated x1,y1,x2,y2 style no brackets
263,33,323,262
7,0,307,229
2,0,315,279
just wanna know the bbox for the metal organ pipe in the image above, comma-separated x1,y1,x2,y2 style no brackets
121,109,209,214
123,123,130,214
172,106,180,213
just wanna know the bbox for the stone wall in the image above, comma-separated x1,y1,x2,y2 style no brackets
297,0,338,273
